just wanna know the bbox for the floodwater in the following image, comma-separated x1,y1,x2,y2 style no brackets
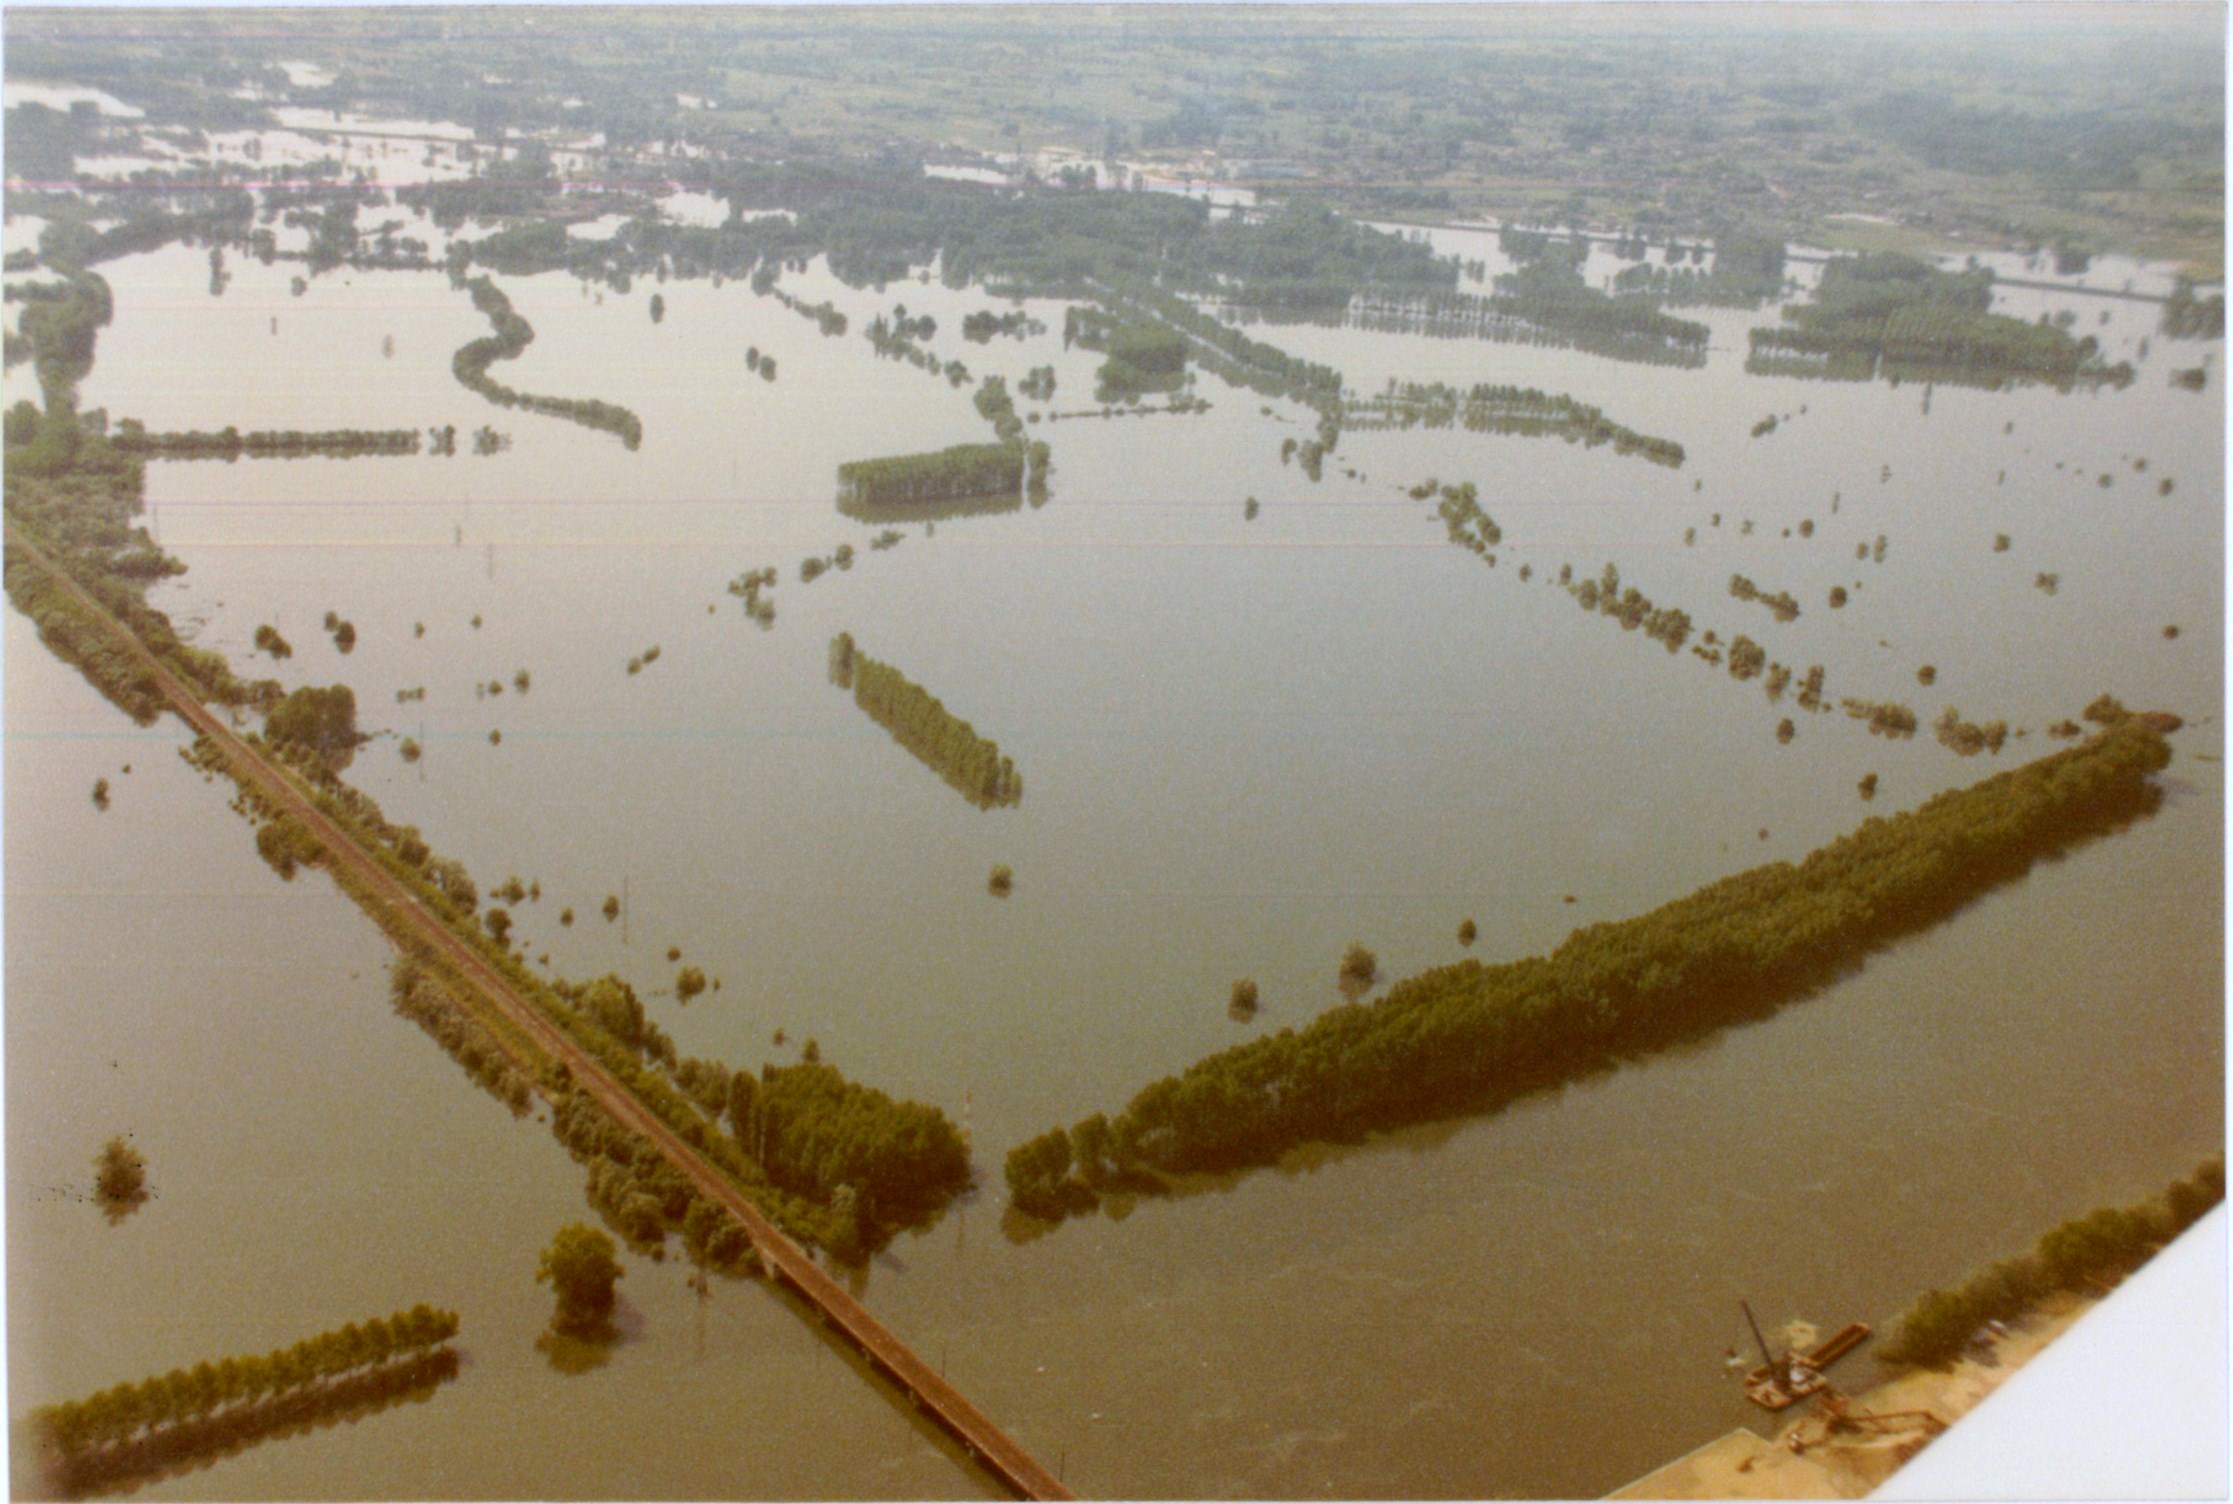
7,192,2223,1499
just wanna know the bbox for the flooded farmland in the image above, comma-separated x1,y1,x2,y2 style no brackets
5,12,2224,1497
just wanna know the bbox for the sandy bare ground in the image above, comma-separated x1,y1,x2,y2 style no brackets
1609,1295,2092,1499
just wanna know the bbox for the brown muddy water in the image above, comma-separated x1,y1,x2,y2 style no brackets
6,211,2221,1498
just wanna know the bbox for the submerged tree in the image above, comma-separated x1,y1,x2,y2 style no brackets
94,1135,147,1214
1338,941,1378,996
537,1223,623,1337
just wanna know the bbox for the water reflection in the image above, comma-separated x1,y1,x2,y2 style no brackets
835,491,1024,527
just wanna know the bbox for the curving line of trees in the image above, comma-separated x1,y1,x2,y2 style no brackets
451,275,644,449
1007,721,2173,1218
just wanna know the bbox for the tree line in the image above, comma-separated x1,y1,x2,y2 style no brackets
1568,560,1694,653
111,423,423,461
1608,233,1788,309
962,308,1038,343
1728,574,1801,623
836,442,1024,508
1349,255,1711,369
451,275,645,449
263,683,363,770
1347,379,1685,468
1007,721,2173,1219
1879,1153,2222,1368
829,631,1024,809
34,1305,461,1463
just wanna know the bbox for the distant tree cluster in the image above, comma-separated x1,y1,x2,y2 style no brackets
2160,277,2225,340
1934,706,2009,756
537,1223,623,1335
263,683,362,767
1350,379,1684,467
1609,234,1788,309
1842,698,1920,738
1728,574,1800,623
1569,561,1693,653
728,565,778,626
962,308,1039,343
973,375,1025,441
1748,252,2134,390
1066,307,1191,401
1416,478,1501,556
93,1135,146,1211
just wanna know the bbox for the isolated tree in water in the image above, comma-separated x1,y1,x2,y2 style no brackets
94,1135,147,1213
537,1223,623,1336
